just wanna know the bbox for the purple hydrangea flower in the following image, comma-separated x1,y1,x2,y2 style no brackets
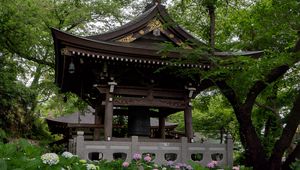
133,153,142,160
207,160,218,168
167,161,174,166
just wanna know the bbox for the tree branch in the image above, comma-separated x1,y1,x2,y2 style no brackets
65,19,88,32
270,90,300,162
282,142,300,170
215,80,240,109
15,51,54,68
254,101,278,115
244,65,290,108
5,39,54,68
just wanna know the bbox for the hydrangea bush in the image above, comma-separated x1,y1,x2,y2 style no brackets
0,140,266,170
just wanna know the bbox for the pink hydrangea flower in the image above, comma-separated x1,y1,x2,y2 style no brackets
144,155,152,162
207,160,218,168
133,153,142,160
122,161,129,167
212,160,218,165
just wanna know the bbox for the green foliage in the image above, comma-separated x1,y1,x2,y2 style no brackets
0,141,201,170
0,55,38,137
0,139,44,170
0,128,7,143
37,92,87,118
169,89,238,140
291,159,300,170
0,0,136,139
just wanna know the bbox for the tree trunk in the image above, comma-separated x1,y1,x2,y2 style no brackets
215,30,300,170
208,5,215,52
269,91,300,169
236,106,269,169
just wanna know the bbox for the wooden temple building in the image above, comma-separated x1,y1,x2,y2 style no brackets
46,109,179,141
50,0,262,166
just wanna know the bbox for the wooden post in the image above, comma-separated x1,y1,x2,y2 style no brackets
158,116,166,139
104,93,113,141
184,99,193,142
94,105,103,140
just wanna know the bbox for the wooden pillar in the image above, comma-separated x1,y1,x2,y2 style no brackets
184,99,193,142
158,116,166,139
94,105,103,140
104,93,113,141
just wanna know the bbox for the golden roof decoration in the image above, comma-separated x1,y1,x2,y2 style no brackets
117,34,136,43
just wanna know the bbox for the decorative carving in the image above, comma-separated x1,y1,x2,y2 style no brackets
113,97,185,109
139,30,145,35
117,34,136,43
116,19,162,43
147,19,163,32
61,48,71,56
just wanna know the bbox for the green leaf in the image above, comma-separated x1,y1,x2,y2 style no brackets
0,159,7,170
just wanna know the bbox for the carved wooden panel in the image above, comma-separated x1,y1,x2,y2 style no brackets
113,97,185,109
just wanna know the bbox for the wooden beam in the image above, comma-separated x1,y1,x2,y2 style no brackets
96,85,185,99
113,97,185,109
67,124,104,128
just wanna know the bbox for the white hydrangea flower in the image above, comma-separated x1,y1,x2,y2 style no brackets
62,166,71,170
86,163,97,170
62,151,73,158
41,153,59,165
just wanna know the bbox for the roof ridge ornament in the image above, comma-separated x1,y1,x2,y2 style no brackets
144,0,161,12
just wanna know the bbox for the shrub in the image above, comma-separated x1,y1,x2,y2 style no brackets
0,140,256,170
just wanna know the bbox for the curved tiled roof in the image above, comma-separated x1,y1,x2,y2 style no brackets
85,3,206,45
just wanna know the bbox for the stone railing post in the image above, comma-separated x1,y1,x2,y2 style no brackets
68,139,74,154
76,131,85,158
131,136,139,160
181,137,188,163
226,134,233,167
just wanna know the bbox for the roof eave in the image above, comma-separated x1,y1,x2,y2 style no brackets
52,28,182,58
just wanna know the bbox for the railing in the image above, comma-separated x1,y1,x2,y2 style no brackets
70,131,233,167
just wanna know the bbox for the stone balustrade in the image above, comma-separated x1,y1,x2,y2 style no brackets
70,131,233,167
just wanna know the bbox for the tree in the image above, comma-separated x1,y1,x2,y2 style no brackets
211,0,300,168
0,0,135,138
0,53,37,137
169,0,300,169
